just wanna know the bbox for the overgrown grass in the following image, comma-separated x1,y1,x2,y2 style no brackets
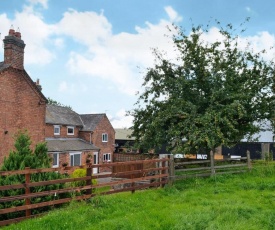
3,163,275,230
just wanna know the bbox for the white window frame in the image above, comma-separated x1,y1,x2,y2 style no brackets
102,133,108,142
103,153,111,162
52,153,59,168
67,126,74,135
54,125,60,135
70,152,81,166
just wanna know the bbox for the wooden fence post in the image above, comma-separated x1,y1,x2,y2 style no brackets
246,150,252,171
131,164,135,194
168,154,175,185
210,151,215,176
86,166,92,196
25,167,31,218
161,160,166,188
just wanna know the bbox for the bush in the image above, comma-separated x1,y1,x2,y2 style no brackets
71,169,97,192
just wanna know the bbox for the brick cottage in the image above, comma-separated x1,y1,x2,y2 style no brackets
0,28,115,172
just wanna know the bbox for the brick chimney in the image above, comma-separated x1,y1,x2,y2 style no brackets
3,27,26,70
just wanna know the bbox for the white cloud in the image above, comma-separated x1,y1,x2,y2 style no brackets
0,4,56,65
54,38,64,49
27,0,48,9
60,8,177,96
109,109,133,128
164,6,182,22
57,9,112,47
239,31,275,60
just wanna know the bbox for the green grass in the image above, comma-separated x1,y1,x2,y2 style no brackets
3,163,275,230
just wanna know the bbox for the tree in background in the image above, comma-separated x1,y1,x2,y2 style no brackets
0,131,66,220
129,20,275,155
47,97,72,110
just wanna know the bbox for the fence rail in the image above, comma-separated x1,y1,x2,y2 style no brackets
0,152,252,227
0,158,169,227
171,151,252,181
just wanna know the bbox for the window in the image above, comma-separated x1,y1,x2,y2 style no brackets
103,153,111,162
70,152,81,166
67,126,74,135
52,153,59,168
102,133,108,142
54,125,60,135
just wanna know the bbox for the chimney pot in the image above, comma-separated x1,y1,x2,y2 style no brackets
15,32,21,39
4,27,26,70
9,29,15,36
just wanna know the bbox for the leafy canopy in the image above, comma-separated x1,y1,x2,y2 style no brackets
130,20,275,154
47,97,72,110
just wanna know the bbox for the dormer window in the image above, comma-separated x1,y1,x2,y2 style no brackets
102,133,108,142
54,125,60,135
67,126,74,135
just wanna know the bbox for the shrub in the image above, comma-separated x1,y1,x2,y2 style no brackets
0,131,68,220
71,169,97,192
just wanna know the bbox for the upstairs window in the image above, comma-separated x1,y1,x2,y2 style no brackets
102,133,108,142
67,126,74,135
54,125,60,135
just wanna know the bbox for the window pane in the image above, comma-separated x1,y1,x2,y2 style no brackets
74,154,81,166
53,153,58,165
102,133,108,142
70,155,74,166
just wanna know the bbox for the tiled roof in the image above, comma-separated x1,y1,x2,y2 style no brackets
46,138,99,152
46,104,83,126
115,129,135,140
80,114,105,131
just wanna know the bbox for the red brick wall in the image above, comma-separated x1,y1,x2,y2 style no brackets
49,151,94,168
45,124,81,138
0,68,46,164
79,116,115,172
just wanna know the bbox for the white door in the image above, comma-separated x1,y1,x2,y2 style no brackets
93,152,99,174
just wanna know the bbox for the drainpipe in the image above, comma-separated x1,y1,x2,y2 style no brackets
90,131,93,144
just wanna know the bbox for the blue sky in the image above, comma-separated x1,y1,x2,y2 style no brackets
1,0,275,129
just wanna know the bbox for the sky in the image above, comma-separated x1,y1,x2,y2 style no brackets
1,0,275,130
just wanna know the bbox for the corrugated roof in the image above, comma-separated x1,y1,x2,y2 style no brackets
115,129,135,140
46,104,83,126
80,114,105,131
46,138,100,152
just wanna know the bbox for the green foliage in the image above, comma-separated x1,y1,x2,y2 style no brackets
130,20,275,155
47,97,72,110
5,165,275,230
71,168,97,191
0,131,67,220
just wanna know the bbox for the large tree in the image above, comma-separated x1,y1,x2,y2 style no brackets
130,21,275,155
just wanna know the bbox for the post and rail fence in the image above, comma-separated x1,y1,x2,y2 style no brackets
0,152,252,227
0,158,169,227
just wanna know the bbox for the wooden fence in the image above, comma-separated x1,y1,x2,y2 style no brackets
113,153,158,162
0,158,169,227
0,152,253,227
170,151,252,181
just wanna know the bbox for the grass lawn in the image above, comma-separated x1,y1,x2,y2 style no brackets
3,162,275,230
